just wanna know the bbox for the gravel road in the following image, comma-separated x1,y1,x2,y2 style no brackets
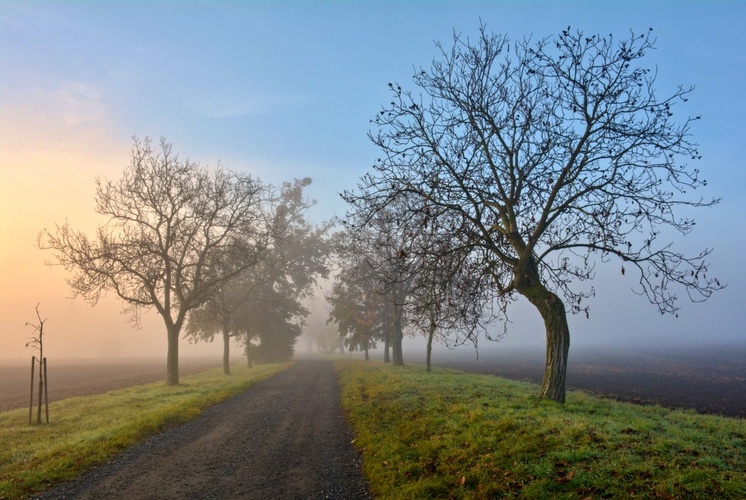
34,359,372,500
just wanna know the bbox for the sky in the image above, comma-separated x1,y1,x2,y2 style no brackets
1,0,745,362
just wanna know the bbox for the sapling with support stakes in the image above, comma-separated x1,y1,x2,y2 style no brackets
26,303,49,425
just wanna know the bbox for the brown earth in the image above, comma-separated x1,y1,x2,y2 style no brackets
428,343,746,418
31,359,371,500
3,345,746,418
0,357,221,412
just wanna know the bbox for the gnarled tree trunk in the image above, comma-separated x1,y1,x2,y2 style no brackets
515,259,570,403
531,291,570,402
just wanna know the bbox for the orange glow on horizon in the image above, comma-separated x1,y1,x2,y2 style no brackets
0,141,225,361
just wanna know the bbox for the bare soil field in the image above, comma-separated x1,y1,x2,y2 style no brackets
3,345,746,419
0,357,221,412
428,343,746,418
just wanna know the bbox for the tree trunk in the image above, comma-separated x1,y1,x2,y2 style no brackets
538,298,570,402
515,259,570,403
43,358,49,423
392,301,404,366
28,357,35,425
383,332,391,363
245,340,253,368
36,364,43,424
426,309,436,372
222,326,231,375
382,305,391,363
524,287,570,403
364,346,369,361
166,325,180,386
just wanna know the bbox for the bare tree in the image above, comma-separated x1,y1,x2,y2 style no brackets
184,270,261,375
25,303,49,424
348,26,723,402
341,192,497,371
326,230,391,361
186,178,330,367
404,208,498,372
334,205,415,366
39,137,270,385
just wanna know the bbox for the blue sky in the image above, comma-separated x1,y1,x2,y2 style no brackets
1,1,744,359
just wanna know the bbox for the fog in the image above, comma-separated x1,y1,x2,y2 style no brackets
2,238,743,364
301,253,746,366
2,2,745,365
1,195,743,366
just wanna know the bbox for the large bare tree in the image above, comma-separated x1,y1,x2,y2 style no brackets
339,194,497,371
39,137,269,385
347,26,723,402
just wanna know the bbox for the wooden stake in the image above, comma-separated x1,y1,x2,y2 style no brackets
29,357,35,425
43,357,49,424
36,359,43,424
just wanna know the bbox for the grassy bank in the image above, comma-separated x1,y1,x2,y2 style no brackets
0,362,289,499
337,361,746,499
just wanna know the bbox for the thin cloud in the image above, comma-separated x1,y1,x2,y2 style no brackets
196,92,313,119
56,82,106,125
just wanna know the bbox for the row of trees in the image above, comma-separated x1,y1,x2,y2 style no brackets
326,205,495,370
40,138,328,384
326,25,722,402
184,177,329,373
42,25,722,404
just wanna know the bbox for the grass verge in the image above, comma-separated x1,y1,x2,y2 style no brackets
337,361,746,499
0,362,289,499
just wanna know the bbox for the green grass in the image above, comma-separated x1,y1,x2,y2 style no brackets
337,361,746,499
0,362,289,499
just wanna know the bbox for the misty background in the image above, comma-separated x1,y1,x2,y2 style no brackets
1,1,744,363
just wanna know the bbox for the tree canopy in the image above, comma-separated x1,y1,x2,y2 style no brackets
344,26,722,401
40,137,270,384
185,178,330,366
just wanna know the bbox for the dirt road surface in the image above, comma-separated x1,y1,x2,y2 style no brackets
34,360,372,500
